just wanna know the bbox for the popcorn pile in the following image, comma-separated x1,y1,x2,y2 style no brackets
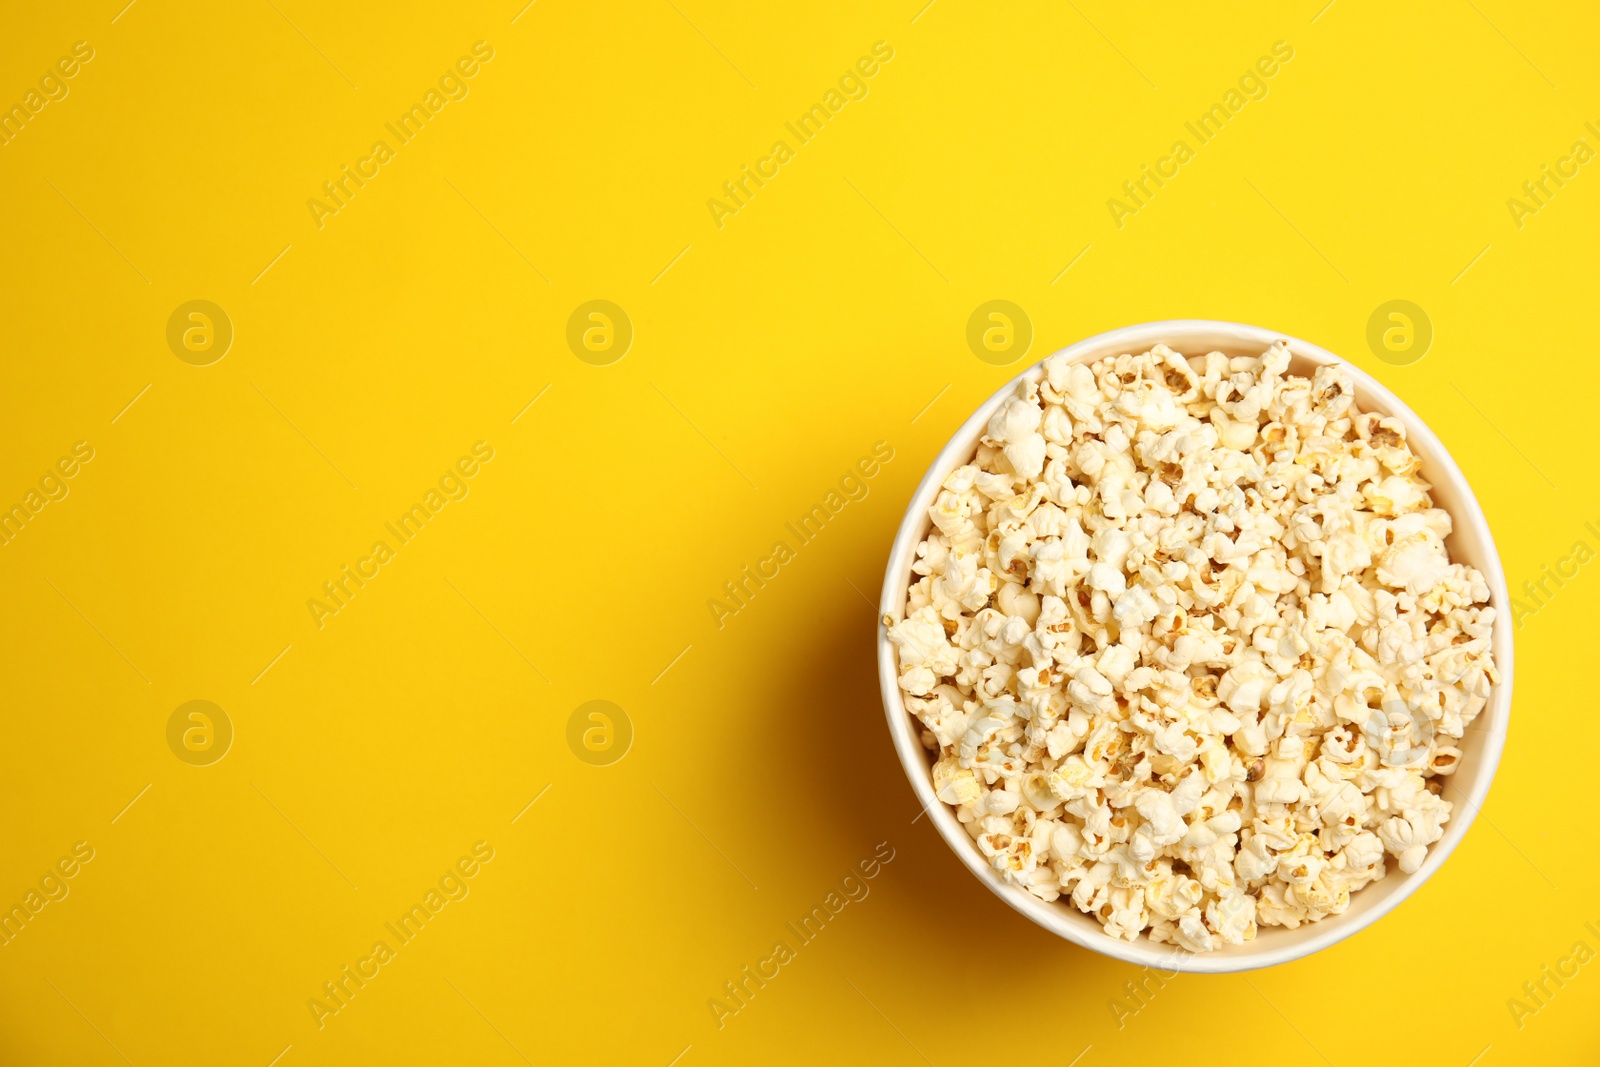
889,343,1497,953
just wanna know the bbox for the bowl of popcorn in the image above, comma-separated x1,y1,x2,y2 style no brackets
879,320,1510,972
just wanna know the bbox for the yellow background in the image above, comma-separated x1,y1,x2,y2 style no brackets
1,0,1597,1064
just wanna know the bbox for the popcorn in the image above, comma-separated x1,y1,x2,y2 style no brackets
895,344,1496,951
